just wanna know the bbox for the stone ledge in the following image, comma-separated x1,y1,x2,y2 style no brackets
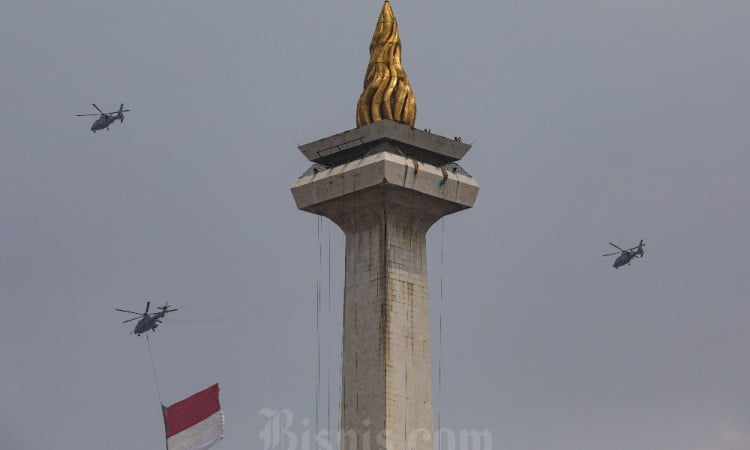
298,120,471,167
290,152,479,215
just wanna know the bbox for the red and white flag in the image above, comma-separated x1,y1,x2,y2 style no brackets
163,383,224,450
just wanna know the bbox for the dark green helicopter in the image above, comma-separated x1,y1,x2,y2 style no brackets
116,301,177,336
77,103,129,132
603,240,645,269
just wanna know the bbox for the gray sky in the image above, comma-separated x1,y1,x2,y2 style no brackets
2,1,749,449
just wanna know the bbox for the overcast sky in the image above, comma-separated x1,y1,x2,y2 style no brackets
2,1,749,449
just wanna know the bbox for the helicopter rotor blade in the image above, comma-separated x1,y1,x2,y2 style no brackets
122,317,140,324
92,104,103,114
115,308,141,315
145,301,150,313
77,113,100,116
608,242,624,251
602,251,620,257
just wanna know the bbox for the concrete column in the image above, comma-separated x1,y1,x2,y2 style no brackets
334,200,436,450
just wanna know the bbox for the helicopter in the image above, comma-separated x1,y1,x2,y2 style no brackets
603,240,646,269
77,103,130,132
116,301,177,336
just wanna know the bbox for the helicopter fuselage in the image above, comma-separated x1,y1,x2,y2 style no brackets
613,251,636,268
91,115,117,132
134,312,164,335
613,246,644,268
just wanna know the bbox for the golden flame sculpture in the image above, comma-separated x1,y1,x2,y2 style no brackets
356,1,416,128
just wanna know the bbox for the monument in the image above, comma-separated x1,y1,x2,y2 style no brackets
291,3,479,449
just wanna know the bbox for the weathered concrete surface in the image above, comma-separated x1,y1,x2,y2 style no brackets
297,120,471,167
292,151,478,450
337,202,435,450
